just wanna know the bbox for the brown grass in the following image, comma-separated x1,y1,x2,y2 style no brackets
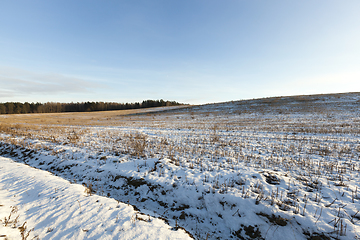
0,106,189,127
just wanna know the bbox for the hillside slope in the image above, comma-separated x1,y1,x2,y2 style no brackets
1,92,360,239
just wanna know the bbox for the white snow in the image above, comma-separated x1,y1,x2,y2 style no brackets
1,92,360,239
0,157,191,240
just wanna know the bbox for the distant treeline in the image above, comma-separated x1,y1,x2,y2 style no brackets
0,100,183,114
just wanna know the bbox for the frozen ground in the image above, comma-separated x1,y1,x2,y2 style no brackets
0,156,191,240
1,92,360,239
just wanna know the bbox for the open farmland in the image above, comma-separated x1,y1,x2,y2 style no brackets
1,92,360,239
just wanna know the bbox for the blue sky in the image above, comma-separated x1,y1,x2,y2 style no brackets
1,0,359,104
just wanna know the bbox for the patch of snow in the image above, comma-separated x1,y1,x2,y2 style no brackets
0,157,191,240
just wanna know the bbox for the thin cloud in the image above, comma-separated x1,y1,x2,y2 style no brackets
0,66,101,100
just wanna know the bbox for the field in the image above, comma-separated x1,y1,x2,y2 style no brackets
1,92,360,239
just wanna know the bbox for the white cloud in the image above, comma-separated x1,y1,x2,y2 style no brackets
0,66,101,101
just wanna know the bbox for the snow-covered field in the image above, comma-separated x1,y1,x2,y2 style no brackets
1,92,360,239
0,157,191,240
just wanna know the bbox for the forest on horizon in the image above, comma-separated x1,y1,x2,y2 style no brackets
0,99,183,114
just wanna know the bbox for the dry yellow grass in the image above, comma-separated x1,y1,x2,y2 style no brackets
0,106,190,127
